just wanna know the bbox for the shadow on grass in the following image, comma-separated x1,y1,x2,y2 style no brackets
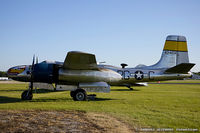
112,88,140,91
0,96,114,103
33,89,55,94
30,97,115,102
0,89,55,93
0,89,25,92
87,97,115,101
0,96,21,104
30,98,72,102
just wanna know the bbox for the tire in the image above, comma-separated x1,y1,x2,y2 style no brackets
70,91,75,97
73,89,87,101
21,90,33,100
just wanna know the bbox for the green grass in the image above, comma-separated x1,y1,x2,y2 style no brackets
0,80,200,130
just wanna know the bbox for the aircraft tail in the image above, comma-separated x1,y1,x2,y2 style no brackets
150,35,190,68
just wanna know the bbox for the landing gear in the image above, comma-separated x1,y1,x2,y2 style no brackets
21,55,35,100
129,87,134,90
21,80,34,100
21,90,33,100
70,91,75,97
71,89,87,101
53,83,57,92
126,85,133,90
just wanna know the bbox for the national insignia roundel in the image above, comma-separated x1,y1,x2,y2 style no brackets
134,71,144,80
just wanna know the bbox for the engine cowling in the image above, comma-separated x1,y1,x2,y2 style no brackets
33,61,59,83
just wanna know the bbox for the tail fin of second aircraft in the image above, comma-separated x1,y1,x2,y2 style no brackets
150,35,190,69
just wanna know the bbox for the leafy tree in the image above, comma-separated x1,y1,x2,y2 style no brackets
0,71,8,77
193,72,200,76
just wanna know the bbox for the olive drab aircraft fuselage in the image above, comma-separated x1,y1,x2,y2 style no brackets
7,35,195,101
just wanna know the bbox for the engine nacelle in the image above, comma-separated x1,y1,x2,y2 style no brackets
58,68,122,85
33,61,60,83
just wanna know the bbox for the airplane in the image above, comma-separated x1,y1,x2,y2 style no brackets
7,35,195,101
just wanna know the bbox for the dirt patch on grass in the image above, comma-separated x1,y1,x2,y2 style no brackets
0,110,135,133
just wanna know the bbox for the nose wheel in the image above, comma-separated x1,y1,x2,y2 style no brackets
21,90,33,100
21,81,34,100
129,87,133,90
126,85,133,91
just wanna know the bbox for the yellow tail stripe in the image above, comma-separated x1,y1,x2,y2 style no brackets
164,41,188,52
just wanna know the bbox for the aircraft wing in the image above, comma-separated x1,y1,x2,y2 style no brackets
63,51,98,70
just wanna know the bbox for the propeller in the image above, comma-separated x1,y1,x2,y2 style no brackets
30,55,35,91
30,55,39,90
36,56,38,64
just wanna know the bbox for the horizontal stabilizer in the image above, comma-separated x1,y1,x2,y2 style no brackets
165,63,195,74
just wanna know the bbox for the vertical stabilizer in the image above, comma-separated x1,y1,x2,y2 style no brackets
150,35,189,68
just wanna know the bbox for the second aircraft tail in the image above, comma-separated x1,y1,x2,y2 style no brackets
150,35,189,69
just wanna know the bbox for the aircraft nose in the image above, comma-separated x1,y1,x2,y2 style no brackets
7,65,26,77
7,65,31,82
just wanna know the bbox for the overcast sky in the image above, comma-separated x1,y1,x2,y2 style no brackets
0,0,200,72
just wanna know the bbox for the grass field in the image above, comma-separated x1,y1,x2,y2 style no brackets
0,80,200,131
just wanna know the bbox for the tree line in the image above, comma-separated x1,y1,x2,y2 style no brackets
194,72,200,75
0,71,8,77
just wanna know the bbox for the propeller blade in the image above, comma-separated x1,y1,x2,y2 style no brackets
36,56,38,64
32,55,35,71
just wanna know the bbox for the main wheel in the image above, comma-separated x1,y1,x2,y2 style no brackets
21,90,33,100
73,89,87,101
